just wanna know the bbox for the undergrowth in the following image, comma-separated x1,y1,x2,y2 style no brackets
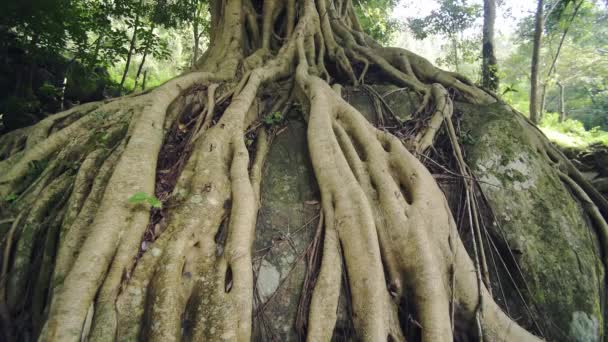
540,112,608,149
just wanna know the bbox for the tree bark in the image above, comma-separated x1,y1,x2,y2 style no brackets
191,1,204,68
530,0,544,124
540,0,583,121
132,51,147,91
142,69,147,90
118,0,143,95
133,26,154,92
481,0,498,91
558,81,566,122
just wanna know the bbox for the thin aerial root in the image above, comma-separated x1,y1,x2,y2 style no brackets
306,204,342,341
6,174,72,311
52,145,124,289
250,129,270,201
558,171,608,266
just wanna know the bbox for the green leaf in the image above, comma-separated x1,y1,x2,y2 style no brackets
128,192,162,208
4,193,17,203
263,111,284,125
147,197,163,208
128,192,150,204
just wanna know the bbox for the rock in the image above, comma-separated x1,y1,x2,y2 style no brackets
252,116,320,341
252,90,605,341
460,101,605,341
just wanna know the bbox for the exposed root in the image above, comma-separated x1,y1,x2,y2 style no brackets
296,46,540,340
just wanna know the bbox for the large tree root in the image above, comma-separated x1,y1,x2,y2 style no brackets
295,54,540,340
1,0,599,341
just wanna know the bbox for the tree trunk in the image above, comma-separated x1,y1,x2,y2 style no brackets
452,35,460,73
118,1,143,95
540,0,583,123
192,1,203,68
538,82,546,122
192,23,200,68
481,0,498,91
133,24,153,93
142,69,147,90
558,81,566,122
1,1,606,342
132,52,147,92
89,34,104,68
530,0,544,124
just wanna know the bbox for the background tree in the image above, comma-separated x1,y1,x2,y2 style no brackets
538,0,585,116
481,0,498,91
408,0,481,73
500,0,607,131
529,0,545,124
354,0,401,45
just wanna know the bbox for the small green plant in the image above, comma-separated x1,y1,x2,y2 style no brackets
263,111,284,125
128,192,162,208
4,193,17,203
39,82,62,100
96,131,112,145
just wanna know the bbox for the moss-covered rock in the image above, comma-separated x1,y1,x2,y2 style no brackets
252,89,605,341
460,101,605,342
252,117,320,341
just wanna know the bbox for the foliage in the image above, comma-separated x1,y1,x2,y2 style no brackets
263,111,284,126
540,112,608,148
3,193,17,204
407,0,481,72
355,0,401,44
128,191,162,208
502,0,608,129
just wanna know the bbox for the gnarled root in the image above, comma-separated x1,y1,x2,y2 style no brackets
296,60,541,341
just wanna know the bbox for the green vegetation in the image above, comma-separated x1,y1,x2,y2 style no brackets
540,112,608,148
0,0,209,131
355,0,402,44
262,111,284,126
128,191,162,208
408,0,482,73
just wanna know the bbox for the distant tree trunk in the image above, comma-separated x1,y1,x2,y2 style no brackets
22,35,39,98
118,1,143,95
452,35,460,73
529,0,544,124
132,51,148,91
481,0,498,91
59,76,67,111
540,0,583,121
192,24,200,68
133,26,154,91
89,35,104,68
539,84,547,119
558,81,566,122
141,69,147,90
191,1,204,68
